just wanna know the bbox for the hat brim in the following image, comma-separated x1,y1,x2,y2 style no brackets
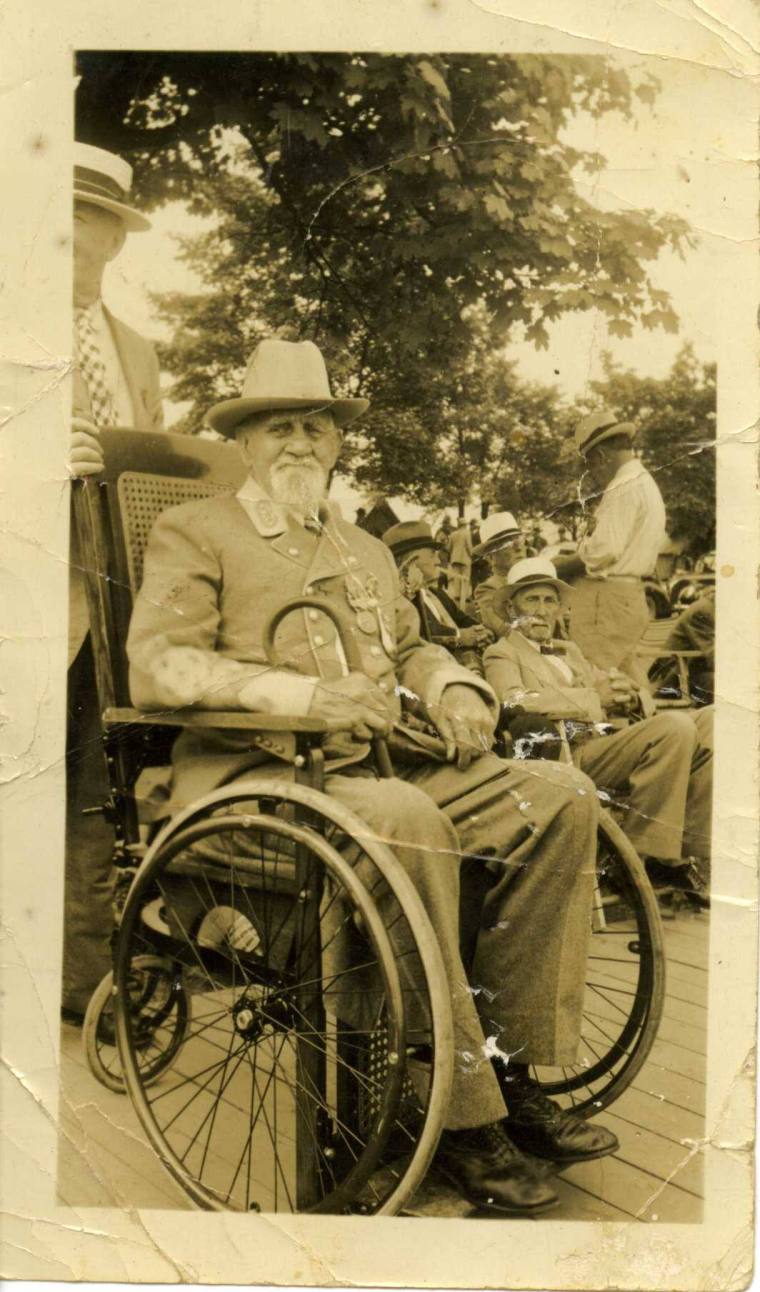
73,188,151,232
472,531,523,559
506,574,572,601
207,396,370,437
577,421,637,456
388,537,445,559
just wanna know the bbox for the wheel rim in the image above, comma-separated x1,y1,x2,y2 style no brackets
83,955,189,1093
114,803,427,1213
121,781,454,1216
530,813,665,1114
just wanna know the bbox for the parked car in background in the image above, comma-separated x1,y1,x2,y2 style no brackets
642,575,672,619
669,553,715,615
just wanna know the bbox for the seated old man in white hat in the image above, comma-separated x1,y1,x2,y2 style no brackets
127,338,620,1216
471,512,527,636
555,410,667,671
63,142,165,1026
483,558,712,909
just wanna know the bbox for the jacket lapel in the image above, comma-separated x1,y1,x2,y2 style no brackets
104,307,145,428
303,519,361,588
511,632,568,688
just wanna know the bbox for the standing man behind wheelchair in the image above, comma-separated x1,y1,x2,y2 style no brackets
63,142,164,1026
483,557,712,909
555,410,666,671
128,338,620,1216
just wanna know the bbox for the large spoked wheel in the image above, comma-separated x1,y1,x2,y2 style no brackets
113,781,454,1215
83,955,189,1094
530,810,665,1115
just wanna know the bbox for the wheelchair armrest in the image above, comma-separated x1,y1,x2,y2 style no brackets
103,706,344,734
635,648,706,659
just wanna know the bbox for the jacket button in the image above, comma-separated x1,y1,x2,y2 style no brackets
308,610,319,621
314,634,325,646
305,585,315,595
369,645,382,657
378,680,388,691
288,546,299,557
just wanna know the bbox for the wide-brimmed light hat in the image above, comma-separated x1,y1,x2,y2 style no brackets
382,520,443,561
74,142,150,232
575,409,637,457
206,339,369,437
506,556,571,600
472,510,522,558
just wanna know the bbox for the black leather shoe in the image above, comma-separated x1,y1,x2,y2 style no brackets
645,858,710,909
434,1121,559,1214
502,1073,619,1167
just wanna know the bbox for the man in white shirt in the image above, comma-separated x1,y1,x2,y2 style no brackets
64,143,164,1025
484,558,712,908
555,410,666,670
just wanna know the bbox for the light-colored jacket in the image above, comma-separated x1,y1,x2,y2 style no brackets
483,629,656,723
127,494,496,807
484,631,606,722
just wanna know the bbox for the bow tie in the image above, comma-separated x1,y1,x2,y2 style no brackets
540,643,565,656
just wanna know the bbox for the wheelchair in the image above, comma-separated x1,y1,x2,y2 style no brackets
72,430,664,1215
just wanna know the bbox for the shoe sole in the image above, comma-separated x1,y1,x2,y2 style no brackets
434,1164,559,1215
533,1141,619,1170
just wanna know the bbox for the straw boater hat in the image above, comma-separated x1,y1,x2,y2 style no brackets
382,520,443,561
575,409,637,458
505,556,571,600
74,142,151,233
472,510,522,558
206,339,369,437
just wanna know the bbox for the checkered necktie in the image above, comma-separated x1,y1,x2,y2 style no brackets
74,305,117,428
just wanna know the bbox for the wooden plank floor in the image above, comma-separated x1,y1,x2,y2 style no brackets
57,907,708,1223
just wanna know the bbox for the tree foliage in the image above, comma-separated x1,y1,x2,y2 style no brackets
76,52,694,506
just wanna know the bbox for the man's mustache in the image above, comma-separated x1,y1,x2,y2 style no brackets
273,459,321,470
515,614,552,629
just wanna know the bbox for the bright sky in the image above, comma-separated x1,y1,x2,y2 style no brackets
104,56,724,522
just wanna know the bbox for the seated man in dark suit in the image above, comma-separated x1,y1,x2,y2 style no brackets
483,558,713,909
382,521,493,671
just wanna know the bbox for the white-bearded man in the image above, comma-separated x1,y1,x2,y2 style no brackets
127,338,619,1215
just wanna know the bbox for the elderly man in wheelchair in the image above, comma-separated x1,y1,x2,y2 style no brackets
483,557,713,912
112,338,629,1217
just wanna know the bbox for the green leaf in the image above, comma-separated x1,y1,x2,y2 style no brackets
484,193,511,221
417,59,451,104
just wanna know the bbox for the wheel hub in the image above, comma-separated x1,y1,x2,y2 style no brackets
232,993,295,1039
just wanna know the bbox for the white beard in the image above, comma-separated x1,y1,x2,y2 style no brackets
269,463,328,517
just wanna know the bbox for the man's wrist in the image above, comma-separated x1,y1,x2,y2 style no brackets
239,671,319,716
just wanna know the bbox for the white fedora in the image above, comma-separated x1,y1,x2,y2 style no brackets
575,408,637,457
472,510,522,558
206,339,370,437
74,142,150,232
505,556,571,599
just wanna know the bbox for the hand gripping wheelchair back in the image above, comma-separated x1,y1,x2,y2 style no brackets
71,430,664,1215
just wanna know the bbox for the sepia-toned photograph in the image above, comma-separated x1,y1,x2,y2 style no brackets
1,4,758,1286
61,47,717,1221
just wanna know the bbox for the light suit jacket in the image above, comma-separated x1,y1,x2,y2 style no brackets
127,493,496,808
69,309,164,664
483,630,656,723
483,631,607,722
